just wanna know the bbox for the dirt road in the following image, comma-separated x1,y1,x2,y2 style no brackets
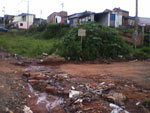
60,61,150,89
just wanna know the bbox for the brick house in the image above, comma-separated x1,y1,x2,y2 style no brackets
47,11,68,24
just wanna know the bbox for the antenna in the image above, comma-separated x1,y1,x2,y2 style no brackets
61,3,64,11
2,6,5,27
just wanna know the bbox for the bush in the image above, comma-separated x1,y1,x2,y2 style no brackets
28,21,47,33
140,47,150,54
42,23,70,39
56,22,131,61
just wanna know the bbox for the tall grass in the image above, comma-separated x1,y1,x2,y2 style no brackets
0,33,59,57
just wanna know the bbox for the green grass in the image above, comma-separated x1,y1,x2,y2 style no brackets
0,32,59,57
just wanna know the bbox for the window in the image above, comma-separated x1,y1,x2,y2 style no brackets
20,23,23,26
22,16,26,21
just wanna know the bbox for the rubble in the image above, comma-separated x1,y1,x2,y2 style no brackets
42,54,66,63
106,92,126,106
42,53,48,57
23,105,33,113
109,103,129,113
69,90,81,98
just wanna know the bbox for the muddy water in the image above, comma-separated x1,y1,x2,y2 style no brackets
27,83,65,113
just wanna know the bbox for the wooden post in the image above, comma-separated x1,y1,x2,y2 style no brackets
149,30,150,46
142,26,145,46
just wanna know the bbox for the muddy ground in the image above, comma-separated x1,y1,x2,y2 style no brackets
0,50,150,113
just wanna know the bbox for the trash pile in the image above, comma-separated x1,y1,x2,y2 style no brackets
23,67,130,113
22,65,150,113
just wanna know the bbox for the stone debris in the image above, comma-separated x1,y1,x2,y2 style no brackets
22,67,150,113
42,53,48,57
23,105,33,113
107,92,126,106
42,54,66,63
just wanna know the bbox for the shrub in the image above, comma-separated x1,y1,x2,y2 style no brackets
28,21,47,33
140,47,150,54
132,48,150,60
56,22,131,61
42,23,70,39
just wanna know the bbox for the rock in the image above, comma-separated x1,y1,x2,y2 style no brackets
63,90,70,95
23,73,30,77
42,53,48,57
35,75,47,80
45,86,56,94
23,105,33,113
5,107,13,113
43,54,65,63
28,80,38,84
57,74,68,79
107,92,126,106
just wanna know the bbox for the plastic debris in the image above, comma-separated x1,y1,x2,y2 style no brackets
69,90,80,98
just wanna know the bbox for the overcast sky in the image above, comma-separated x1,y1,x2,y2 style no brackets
0,0,149,19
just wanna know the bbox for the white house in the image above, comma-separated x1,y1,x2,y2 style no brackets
12,13,35,29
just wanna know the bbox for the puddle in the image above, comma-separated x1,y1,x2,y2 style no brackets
28,83,64,112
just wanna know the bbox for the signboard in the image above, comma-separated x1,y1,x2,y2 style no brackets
78,29,86,37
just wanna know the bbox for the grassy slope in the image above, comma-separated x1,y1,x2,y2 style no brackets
0,33,59,57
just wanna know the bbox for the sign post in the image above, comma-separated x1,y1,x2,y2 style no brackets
78,29,86,52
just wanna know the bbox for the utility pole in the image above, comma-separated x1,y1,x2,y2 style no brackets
61,3,64,11
40,10,42,24
27,0,29,29
2,6,5,27
134,0,138,48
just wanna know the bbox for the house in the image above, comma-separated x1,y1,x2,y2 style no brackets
34,18,46,25
113,8,129,26
113,8,129,17
4,15,14,24
0,17,4,26
138,17,150,26
12,13,35,29
68,11,95,26
95,10,122,27
47,11,68,24
68,9,123,27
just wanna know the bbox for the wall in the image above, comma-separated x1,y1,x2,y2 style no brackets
18,21,33,29
96,14,109,26
55,16,62,23
25,15,34,23
13,16,22,23
122,33,142,46
47,11,67,23
115,14,122,27
79,14,95,23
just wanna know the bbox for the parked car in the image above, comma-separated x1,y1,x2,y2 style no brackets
0,27,8,32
